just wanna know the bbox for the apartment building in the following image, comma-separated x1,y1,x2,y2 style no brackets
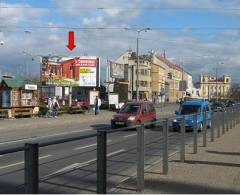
115,50,152,100
199,74,231,100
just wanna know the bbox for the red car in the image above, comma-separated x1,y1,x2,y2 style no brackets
111,101,156,129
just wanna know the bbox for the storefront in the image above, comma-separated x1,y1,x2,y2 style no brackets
0,77,38,117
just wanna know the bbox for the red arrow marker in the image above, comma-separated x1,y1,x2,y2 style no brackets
66,31,76,51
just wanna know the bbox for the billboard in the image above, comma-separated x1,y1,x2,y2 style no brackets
41,56,100,87
74,57,99,87
110,61,125,79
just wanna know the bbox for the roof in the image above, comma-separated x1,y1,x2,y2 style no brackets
1,76,26,88
182,101,209,106
155,54,182,72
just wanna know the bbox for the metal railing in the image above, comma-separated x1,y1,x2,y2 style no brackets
0,104,239,194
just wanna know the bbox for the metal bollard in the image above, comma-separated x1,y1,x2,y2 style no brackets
203,112,207,147
162,119,169,175
217,109,221,138
24,143,39,194
137,124,145,192
226,108,229,132
180,116,185,162
232,108,235,128
97,131,107,194
193,114,198,154
230,108,233,130
222,110,225,134
210,111,214,142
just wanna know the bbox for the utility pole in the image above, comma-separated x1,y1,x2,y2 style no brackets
216,67,218,102
136,28,151,101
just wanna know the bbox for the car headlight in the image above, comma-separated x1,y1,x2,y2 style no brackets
173,119,177,122
128,116,136,121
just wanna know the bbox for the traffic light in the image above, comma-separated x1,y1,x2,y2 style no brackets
167,72,172,79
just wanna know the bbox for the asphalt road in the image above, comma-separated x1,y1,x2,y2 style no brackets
0,103,183,193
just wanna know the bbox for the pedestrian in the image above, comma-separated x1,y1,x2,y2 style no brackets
94,96,101,115
46,98,53,118
52,96,60,118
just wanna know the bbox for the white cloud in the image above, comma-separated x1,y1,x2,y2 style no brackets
0,2,48,27
1,0,240,83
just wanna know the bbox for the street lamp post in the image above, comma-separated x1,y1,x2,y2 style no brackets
136,28,151,101
215,62,224,102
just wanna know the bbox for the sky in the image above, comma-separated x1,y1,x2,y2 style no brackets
1,0,240,83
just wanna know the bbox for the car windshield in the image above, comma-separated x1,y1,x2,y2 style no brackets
119,104,140,114
180,105,201,115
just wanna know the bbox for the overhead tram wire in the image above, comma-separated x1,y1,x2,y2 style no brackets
1,26,240,31
0,6,240,11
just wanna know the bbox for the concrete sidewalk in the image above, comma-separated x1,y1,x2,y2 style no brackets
113,124,240,194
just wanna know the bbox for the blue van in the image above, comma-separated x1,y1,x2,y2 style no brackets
172,100,211,131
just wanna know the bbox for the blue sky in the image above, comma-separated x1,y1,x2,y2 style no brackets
1,0,240,82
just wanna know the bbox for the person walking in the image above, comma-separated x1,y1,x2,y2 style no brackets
46,98,53,118
52,96,60,118
94,96,102,115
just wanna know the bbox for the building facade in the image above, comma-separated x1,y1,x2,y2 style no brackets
199,74,231,100
115,50,152,100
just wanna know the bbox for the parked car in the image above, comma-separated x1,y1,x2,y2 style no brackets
111,101,156,129
226,100,236,107
172,100,211,131
211,102,226,112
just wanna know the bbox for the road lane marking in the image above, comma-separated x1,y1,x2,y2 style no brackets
73,140,112,151
107,149,126,157
124,133,137,138
42,149,126,180
0,155,52,170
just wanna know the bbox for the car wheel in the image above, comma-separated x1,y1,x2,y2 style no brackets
111,123,116,129
135,121,142,130
207,120,212,129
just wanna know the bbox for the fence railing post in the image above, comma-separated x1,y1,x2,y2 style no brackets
203,112,207,147
137,124,145,192
162,119,168,174
226,108,229,132
97,131,107,194
193,114,198,153
180,116,185,162
24,143,39,194
217,109,221,138
211,111,214,142
222,110,225,135
230,108,233,130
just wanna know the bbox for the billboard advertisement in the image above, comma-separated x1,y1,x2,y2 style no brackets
74,57,99,87
41,56,100,87
110,61,125,79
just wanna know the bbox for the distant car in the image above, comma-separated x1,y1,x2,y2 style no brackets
111,101,156,129
172,100,211,131
211,102,226,112
226,100,236,108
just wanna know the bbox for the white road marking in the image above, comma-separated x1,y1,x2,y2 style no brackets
74,143,96,150
107,149,126,157
0,155,3,157
73,140,112,151
124,133,137,138
42,149,126,179
0,155,52,170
